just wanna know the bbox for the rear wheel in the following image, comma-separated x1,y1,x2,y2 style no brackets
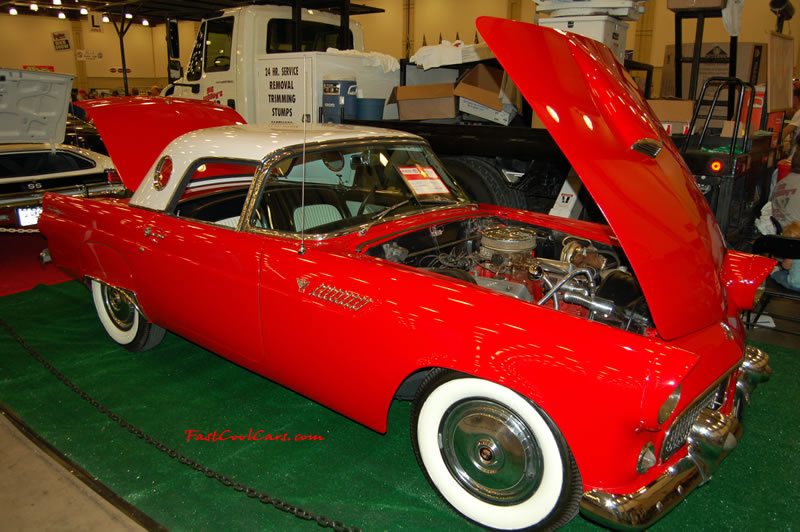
91,280,165,352
411,369,581,531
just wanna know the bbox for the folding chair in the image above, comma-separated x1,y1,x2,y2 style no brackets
746,234,800,335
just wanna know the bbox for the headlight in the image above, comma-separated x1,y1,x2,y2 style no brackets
657,385,681,425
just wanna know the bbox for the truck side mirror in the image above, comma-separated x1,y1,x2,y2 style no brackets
168,59,183,84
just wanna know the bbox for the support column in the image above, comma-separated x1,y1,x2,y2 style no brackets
403,0,414,60
71,20,88,91
633,3,654,64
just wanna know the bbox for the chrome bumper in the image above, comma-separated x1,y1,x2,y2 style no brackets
580,346,771,530
0,182,127,209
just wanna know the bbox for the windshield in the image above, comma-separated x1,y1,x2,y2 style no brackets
249,142,469,234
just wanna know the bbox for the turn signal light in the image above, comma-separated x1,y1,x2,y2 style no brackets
637,442,657,474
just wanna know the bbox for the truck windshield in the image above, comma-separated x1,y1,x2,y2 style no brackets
249,143,468,235
267,19,353,52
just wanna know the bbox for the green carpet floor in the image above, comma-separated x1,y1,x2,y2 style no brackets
1,281,798,531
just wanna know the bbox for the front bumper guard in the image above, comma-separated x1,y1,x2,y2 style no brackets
580,346,770,530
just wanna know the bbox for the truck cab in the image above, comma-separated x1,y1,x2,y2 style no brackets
170,6,399,125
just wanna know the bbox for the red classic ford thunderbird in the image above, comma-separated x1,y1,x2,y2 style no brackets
38,17,774,531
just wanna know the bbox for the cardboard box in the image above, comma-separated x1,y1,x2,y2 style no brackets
647,98,695,123
667,0,726,10
388,83,457,120
453,64,518,125
661,42,766,100
459,98,516,126
538,15,628,61
454,64,505,111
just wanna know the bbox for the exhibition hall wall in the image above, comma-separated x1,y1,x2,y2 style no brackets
0,0,796,97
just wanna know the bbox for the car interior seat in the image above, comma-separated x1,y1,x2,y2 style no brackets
293,204,343,231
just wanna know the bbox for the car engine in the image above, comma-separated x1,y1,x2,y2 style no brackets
368,217,653,335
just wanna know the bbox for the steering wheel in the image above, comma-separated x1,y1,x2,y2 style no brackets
357,186,377,217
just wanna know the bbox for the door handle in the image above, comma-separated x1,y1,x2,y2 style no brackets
144,226,165,239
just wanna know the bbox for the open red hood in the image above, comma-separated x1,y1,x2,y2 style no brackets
77,97,245,191
477,17,728,340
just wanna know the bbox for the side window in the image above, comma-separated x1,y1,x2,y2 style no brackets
204,17,234,73
186,22,205,81
173,160,259,228
0,151,95,178
266,19,353,53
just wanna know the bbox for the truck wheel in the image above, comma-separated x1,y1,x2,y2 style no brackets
91,280,165,352
443,156,527,210
411,369,581,531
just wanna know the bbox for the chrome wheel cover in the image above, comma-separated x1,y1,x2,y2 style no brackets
439,398,543,505
101,285,135,331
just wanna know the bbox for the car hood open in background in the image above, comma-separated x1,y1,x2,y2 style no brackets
0,69,73,146
476,17,728,340
77,97,246,192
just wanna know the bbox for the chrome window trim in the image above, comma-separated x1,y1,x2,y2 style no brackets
164,156,260,217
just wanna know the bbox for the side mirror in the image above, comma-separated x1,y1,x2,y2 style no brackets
168,59,183,84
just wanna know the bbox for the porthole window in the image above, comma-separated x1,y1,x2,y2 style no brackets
153,156,173,191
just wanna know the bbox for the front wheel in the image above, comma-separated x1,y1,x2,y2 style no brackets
411,369,581,531
91,280,165,352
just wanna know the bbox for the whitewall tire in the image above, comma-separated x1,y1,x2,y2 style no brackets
411,370,581,531
91,280,165,352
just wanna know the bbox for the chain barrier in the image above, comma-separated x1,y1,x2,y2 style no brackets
0,227,39,233
0,317,361,532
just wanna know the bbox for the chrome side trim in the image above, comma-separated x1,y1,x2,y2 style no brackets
0,182,126,209
309,283,372,311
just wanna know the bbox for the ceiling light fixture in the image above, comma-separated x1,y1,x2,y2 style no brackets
57,11,66,18
102,14,109,22
80,7,88,15
53,0,61,5
9,7,18,14
141,18,149,26
124,12,132,19
30,3,38,11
